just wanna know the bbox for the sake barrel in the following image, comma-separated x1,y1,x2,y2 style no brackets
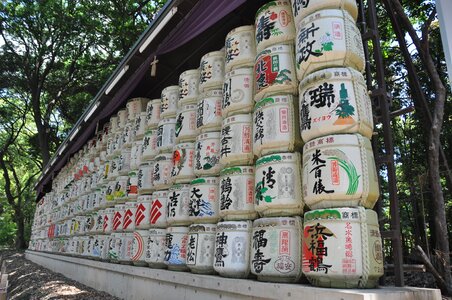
302,134,379,209
251,216,303,282
141,128,158,161
199,50,225,92
179,69,200,106
105,180,116,207
135,195,152,230
95,210,104,233
298,67,373,142
225,25,256,72
164,226,189,271
113,175,128,203
254,44,297,101
99,235,109,260
167,184,190,226
152,153,173,190
214,221,252,278
175,104,197,143
189,177,220,224
134,112,148,141
150,190,168,228
118,148,131,176
302,207,384,288
170,143,195,183
131,230,149,266
126,97,148,121
103,208,115,234
196,89,223,132
108,156,119,179
137,162,154,195
117,109,128,129
291,0,358,24
255,152,303,217
122,202,136,232
161,85,179,118
130,141,143,170
257,1,294,47
110,115,119,134
146,228,167,268
112,131,123,156
108,233,121,262
253,95,302,156
295,9,365,80
118,232,134,264
220,114,253,167
186,224,217,274
145,99,161,129
92,235,102,259
112,204,126,232
127,170,138,200
156,118,176,153
194,132,222,177
222,68,254,118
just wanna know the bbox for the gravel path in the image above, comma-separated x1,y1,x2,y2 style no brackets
0,250,119,300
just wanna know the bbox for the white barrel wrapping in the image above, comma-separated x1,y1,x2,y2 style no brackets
295,9,365,79
219,166,257,221
137,162,154,195
134,112,148,141
113,176,128,203
290,0,358,25
179,69,200,106
302,207,384,288
146,99,161,129
131,230,149,266
225,25,256,72
175,104,197,143
126,98,148,121
299,67,373,142
112,204,126,232
156,118,176,153
214,221,252,278
220,114,253,167
222,68,254,118
150,190,168,228
194,131,222,177
251,216,303,282
164,226,189,271
170,142,195,183
254,44,297,101
196,89,223,132
152,154,173,190
146,228,167,268
189,177,220,223
103,208,115,234
255,1,296,52
167,184,190,226
135,195,152,230
187,224,217,274
199,50,225,92
141,128,159,161
161,85,179,118
127,170,138,200
302,134,379,209
122,201,136,232
255,152,303,217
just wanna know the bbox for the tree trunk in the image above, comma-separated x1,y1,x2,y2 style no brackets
14,208,26,249
31,92,51,166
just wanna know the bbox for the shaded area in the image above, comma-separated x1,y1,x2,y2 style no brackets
0,250,119,300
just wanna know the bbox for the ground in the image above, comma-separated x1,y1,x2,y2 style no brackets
0,249,450,299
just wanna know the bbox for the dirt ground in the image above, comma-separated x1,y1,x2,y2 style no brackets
0,250,118,300
0,249,450,299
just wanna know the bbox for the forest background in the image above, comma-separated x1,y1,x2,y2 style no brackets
0,0,451,294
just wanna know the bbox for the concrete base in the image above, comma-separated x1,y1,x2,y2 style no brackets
25,251,441,300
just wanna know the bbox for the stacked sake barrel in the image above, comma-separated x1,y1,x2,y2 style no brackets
247,0,304,282
291,0,384,288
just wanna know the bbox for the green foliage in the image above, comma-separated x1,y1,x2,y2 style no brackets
0,212,16,247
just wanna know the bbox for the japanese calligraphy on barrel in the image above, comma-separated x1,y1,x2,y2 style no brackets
186,224,217,274
225,25,256,72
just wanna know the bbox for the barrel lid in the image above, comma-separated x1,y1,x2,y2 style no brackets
162,85,180,93
197,131,221,140
152,190,169,197
188,223,217,233
137,194,152,201
191,177,219,185
255,1,290,18
201,89,223,98
253,216,302,227
225,67,253,78
158,118,176,125
174,142,195,149
217,220,252,230
254,95,293,111
255,152,300,167
179,103,197,110
167,226,189,233
256,43,294,58
169,183,190,190
154,153,172,161
220,166,254,176
223,113,252,125
180,68,200,77
201,50,225,60
149,228,166,235
300,8,355,26
304,207,363,222
303,134,369,152
226,24,254,37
